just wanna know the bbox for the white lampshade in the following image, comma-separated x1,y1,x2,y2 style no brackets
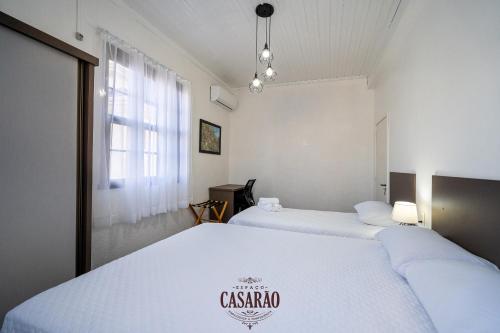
392,201,418,224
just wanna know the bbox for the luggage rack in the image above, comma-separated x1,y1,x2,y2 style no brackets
189,200,228,225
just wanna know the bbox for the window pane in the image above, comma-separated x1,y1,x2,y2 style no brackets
144,153,149,177
110,150,126,180
108,60,129,92
144,153,157,178
144,130,158,153
144,77,156,100
150,154,157,177
115,63,128,92
107,60,115,89
107,91,128,118
111,123,127,150
150,131,157,153
144,153,158,177
144,103,157,125
108,60,129,93
144,130,149,153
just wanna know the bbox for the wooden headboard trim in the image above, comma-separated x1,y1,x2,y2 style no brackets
389,172,416,206
432,175,500,267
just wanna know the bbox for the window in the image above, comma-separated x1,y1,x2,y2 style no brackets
105,46,182,188
94,34,191,225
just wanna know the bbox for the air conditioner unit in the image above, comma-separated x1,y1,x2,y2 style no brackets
210,85,238,111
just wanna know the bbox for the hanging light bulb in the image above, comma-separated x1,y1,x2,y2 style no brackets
249,72,263,93
260,14,274,65
262,63,277,81
259,43,274,65
249,14,264,93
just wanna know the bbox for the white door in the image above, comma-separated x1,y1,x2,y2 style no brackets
375,117,388,202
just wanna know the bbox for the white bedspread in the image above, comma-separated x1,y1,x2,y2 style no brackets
229,206,384,239
2,224,434,333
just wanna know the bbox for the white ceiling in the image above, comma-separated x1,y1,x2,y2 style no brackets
123,0,404,88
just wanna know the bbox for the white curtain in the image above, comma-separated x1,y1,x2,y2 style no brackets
93,32,191,226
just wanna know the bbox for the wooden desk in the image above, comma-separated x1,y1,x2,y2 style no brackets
209,184,245,223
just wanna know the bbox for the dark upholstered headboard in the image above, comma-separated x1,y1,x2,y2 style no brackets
389,172,416,206
432,175,500,267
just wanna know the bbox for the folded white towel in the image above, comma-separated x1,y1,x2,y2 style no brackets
257,202,282,212
258,197,280,204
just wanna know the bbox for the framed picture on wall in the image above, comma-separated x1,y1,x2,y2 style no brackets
199,119,221,155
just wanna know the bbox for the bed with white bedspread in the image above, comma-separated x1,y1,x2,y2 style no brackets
228,206,385,239
2,224,434,333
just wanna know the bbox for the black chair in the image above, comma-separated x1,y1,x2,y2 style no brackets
239,179,256,211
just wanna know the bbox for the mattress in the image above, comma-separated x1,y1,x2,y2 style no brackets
229,206,384,239
1,224,434,333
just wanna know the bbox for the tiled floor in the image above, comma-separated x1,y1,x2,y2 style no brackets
91,209,195,269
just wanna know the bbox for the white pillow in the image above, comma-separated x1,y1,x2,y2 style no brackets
376,226,498,276
405,260,500,333
354,201,395,226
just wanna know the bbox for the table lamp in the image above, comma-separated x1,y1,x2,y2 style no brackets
392,201,418,225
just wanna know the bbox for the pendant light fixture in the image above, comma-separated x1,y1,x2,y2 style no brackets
248,3,276,93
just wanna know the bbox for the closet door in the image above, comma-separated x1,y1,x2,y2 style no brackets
0,25,78,320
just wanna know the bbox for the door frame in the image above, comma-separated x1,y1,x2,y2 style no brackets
0,11,98,275
374,115,389,203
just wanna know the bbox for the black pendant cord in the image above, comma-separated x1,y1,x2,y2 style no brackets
265,17,268,46
255,15,258,74
269,16,272,51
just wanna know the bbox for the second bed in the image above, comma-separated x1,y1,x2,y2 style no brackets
228,206,385,239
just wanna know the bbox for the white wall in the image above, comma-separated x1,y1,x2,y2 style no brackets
229,79,374,212
0,0,231,204
370,0,500,224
